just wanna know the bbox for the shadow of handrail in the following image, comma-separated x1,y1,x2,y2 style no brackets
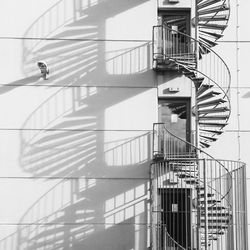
0,133,151,249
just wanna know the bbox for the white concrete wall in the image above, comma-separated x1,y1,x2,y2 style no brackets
0,0,249,248
0,0,158,249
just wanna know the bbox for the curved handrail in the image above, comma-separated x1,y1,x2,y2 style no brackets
153,123,232,210
153,24,231,95
201,0,231,27
23,0,74,55
153,24,231,139
163,225,186,250
152,123,234,247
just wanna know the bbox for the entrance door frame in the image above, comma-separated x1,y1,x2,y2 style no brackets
158,187,193,249
158,97,191,143
158,8,191,35
158,97,192,143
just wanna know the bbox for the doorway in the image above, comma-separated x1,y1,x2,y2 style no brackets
158,98,191,142
159,9,191,35
159,188,192,249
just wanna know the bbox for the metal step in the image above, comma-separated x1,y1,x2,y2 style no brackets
199,122,228,127
200,141,210,148
200,36,218,48
182,70,196,78
201,218,229,224
197,98,226,108
199,115,228,121
191,77,205,89
207,206,227,210
197,0,223,10
203,224,228,229
199,42,211,54
198,4,229,16
200,135,217,142
185,179,200,185
177,173,197,179
197,84,213,96
173,169,197,173
197,90,220,102
200,128,223,135
198,107,230,114
199,23,228,30
200,199,221,204
198,14,229,22
207,212,230,217
200,30,224,40
199,192,214,198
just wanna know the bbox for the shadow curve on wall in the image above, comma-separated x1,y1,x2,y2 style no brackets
0,0,155,249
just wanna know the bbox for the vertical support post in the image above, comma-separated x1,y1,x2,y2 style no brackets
194,1,201,246
243,164,249,249
150,163,154,250
196,158,201,250
194,0,200,151
203,159,208,250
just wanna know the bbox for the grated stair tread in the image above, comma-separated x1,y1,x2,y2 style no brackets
198,4,229,16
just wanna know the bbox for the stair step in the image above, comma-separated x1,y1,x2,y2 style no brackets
185,179,199,185
202,224,228,229
182,70,196,77
208,230,225,235
200,36,218,48
173,168,197,173
191,77,205,89
201,218,229,223
197,0,224,10
199,115,228,121
199,43,211,54
199,122,228,127
198,4,229,16
200,30,224,41
200,135,217,142
199,23,228,30
198,14,229,22
198,107,230,114
197,90,220,102
200,128,223,135
177,173,197,179
197,84,213,96
197,98,226,108
201,235,218,241
200,141,210,148
200,199,221,204
199,192,214,198
207,206,227,210
207,212,230,217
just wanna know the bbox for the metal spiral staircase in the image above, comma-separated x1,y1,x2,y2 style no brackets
151,0,247,249
153,0,231,149
152,124,233,249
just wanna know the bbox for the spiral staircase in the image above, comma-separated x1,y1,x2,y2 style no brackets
151,0,247,250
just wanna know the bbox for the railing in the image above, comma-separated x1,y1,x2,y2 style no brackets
151,123,248,249
152,25,196,64
153,123,232,204
22,0,76,74
152,225,186,250
152,24,231,115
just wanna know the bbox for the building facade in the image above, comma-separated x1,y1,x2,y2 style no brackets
0,0,249,249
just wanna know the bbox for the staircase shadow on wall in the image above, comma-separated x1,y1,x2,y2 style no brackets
0,0,155,249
